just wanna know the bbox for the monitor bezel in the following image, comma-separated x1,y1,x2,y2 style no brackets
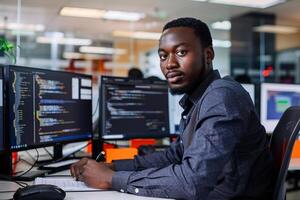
260,82,300,133
99,75,170,140
5,64,93,152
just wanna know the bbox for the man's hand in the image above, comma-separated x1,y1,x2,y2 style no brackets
70,158,115,189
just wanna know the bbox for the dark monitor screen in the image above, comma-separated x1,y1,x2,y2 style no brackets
0,66,3,152
7,65,92,150
100,76,170,139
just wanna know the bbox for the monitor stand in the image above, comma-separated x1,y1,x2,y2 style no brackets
0,152,48,181
37,144,88,174
36,144,64,165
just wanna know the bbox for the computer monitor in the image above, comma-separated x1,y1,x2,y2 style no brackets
99,76,170,140
6,65,93,152
261,83,300,133
168,93,183,134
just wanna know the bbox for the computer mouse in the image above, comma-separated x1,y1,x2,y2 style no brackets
13,184,66,200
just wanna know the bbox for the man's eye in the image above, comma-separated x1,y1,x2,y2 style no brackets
176,50,187,57
159,54,167,61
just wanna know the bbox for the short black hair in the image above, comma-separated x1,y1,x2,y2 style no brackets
128,67,143,79
162,17,212,48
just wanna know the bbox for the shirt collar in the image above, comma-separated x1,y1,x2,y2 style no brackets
179,70,221,109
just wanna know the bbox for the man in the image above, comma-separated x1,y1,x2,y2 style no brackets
71,17,274,200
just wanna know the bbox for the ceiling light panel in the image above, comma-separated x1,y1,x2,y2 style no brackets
213,39,231,48
208,0,285,8
60,7,105,18
103,11,145,21
60,7,145,21
79,46,127,55
211,21,231,30
37,37,92,45
113,31,161,40
0,22,45,32
253,25,299,34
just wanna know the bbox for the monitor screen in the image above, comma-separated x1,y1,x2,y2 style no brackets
7,65,92,150
0,66,4,152
261,83,300,133
100,76,170,139
168,93,183,134
241,84,255,104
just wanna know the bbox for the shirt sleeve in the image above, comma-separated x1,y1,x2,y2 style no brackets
111,88,247,200
113,137,184,171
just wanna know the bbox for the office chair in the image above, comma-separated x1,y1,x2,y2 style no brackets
270,106,300,200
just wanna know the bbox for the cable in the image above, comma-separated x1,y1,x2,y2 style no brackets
0,175,27,187
24,151,35,162
43,147,54,159
13,148,39,179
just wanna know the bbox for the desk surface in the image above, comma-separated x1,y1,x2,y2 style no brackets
289,158,300,171
0,184,170,200
0,174,171,200
2,157,300,199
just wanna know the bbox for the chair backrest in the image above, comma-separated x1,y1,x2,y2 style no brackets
270,106,300,200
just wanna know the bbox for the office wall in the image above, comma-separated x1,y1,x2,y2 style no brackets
276,32,300,51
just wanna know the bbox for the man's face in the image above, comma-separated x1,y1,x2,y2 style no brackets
158,27,206,95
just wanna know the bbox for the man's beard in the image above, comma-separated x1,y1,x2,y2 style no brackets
167,57,206,95
169,85,191,95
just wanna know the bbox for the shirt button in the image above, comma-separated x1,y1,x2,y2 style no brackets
120,189,125,193
182,115,187,120
135,188,139,194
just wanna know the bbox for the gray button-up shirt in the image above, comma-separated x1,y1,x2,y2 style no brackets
112,70,274,200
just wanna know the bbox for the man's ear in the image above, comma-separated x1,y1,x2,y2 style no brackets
204,46,214,65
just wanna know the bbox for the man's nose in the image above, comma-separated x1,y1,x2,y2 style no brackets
166,54,178,70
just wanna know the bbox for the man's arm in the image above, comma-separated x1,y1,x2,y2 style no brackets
111,88,247,200
113,137,184,171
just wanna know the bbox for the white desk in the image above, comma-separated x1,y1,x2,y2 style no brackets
0,172,171,200
289,158,300,171
0,152,172,200
0,184,170,200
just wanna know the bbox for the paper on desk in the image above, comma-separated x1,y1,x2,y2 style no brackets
34,177,102,191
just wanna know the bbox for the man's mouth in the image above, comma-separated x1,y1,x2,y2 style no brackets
166,71,184,84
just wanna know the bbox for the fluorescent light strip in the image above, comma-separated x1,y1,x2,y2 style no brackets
211,21,231,30
208,0,285,8
63,52,112,60
0,22,44,31
253,25,299,34
60,7,105,18
37,37,92,45
104,11,145,21
113,31,161,40
213,39,231,48
60,7,144,21
79,46,127,55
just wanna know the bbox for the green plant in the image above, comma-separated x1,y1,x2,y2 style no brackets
0,37,16,64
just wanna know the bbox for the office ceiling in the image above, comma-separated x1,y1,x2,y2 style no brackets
0,0,300,41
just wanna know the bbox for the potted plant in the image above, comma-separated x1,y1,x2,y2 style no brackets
0,37,16,64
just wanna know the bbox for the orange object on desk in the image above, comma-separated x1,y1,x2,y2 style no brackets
291,140,300,158
130,139,156,148
105,148,138,163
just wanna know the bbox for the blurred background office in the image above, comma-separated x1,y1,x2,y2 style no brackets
1,0,300,198
1,0,300,84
